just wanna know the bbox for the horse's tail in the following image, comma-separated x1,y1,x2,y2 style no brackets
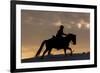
35,40,47,57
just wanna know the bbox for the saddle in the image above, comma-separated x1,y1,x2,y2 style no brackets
51,35,65,42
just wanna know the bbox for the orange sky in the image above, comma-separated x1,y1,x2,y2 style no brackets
21,10,90,59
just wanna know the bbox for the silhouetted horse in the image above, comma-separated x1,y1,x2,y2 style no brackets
35,33,76,58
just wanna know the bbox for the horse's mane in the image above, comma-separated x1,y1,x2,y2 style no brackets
67,33,75,36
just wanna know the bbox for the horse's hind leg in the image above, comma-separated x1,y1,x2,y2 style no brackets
41,49,48,58
48,49,52,56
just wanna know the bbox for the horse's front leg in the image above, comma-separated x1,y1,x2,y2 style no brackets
68,48,72,55
64,48,67,55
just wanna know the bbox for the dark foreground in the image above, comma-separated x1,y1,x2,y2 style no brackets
21,53,90,63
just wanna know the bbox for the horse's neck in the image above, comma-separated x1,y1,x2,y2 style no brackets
66,36,72,42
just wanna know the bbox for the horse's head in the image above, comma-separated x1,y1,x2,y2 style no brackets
65,33,76,45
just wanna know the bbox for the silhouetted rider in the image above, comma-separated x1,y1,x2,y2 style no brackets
56,25,66,38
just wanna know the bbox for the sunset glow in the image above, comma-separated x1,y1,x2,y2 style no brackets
21,10,90,59
77,23,82,29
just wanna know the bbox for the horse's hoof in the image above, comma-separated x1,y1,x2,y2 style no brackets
41,56,44,59
70,54,72,56
64,54,67,56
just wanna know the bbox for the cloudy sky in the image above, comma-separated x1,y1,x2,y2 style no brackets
21,10,90,59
